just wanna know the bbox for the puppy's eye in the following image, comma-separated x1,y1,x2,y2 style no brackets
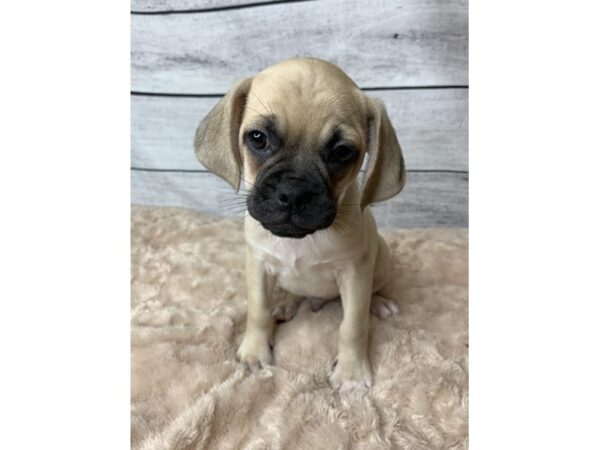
331,145,356,163
247,130,268,151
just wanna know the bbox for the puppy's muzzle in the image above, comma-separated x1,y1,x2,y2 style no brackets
247,171,336,238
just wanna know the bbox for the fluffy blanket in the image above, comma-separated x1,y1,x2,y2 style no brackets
131,206,468,449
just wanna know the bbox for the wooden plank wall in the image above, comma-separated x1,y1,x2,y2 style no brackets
131,0,469,227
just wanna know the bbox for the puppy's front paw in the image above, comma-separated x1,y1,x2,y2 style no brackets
328,356,373,391
236,334,273,370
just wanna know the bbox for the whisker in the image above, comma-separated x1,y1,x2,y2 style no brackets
219,202,248,211
219,196,249,204
221,209,247,220
219,204,247,212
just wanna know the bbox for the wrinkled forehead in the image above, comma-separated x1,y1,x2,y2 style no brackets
242,69,368,148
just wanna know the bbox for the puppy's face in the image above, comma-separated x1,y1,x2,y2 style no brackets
195,58,406,238
240,63,368,238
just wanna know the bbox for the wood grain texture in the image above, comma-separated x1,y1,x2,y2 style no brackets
131,0,468,93
132,0,295,13
131,170,468,227
131,88,468,171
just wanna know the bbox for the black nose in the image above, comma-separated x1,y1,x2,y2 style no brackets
276,191,290,206
275,179,315,208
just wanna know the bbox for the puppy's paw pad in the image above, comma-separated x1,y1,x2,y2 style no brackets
236,337,273,370
307,296,338,312
272,302,299,322
370,295,399,319
328,358,373,391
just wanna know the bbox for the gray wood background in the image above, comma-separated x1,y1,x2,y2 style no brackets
131,0,468,227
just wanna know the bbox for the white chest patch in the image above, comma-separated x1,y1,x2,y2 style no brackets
248,228,360,299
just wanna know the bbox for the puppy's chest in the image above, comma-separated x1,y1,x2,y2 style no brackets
252,242,344,298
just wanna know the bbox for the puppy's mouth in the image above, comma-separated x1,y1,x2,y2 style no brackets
258,221,321,239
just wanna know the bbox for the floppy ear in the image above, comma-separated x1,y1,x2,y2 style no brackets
194,77,253,191
360,98,406,209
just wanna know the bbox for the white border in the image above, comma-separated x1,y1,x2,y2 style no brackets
2,1,600,448
471,0,600,448
0,1,130,448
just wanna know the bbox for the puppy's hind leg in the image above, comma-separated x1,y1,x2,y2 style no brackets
307,296,339,312
272,294,302,322
370,293,399,319
272,295,340,321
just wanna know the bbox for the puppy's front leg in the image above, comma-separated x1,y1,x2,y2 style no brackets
236,246,274,369
329,266,374,390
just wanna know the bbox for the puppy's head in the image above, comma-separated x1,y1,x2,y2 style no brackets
195,58,405,238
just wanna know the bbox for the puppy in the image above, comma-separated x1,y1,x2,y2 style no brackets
194,57,405,390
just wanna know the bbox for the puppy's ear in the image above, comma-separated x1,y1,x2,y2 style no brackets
194,77,253,191
360,98,406,209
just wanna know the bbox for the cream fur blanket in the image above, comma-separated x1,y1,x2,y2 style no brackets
131,206,468,449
